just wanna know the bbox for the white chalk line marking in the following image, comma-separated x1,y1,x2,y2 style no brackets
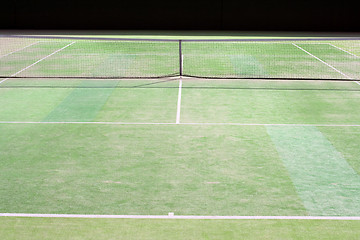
176,78,182,124
0,42,75,84
292,43,351,79
326,43,360,85
327,43,360,58
175,54,184,124
0,41,40,59
1,213,359,220
0,121,360,127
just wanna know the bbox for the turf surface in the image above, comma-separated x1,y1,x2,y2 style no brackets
0,124,306,215
320,127,360,174
1,217,360,240
181,80,360,124
267,126,360,216
0,80,360,216
1,37,360,79
1,35,360,238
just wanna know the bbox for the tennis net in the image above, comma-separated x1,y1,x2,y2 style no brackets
1,35,360,81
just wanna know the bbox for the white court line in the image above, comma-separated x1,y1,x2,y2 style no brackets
0,42,75,84
327,43,360,58
326,43,360,85
292,43,351,79
0,213,359,220
176,78,183,124
175,54,184,124
0,41,40,59
1,121,360,127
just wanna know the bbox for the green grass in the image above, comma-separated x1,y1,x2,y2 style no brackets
181,80,360,124
297,43,360,79
0,80,359,217
267,126,360,216
0,88,73,121
183,41,360,79
0,41,67,76
43,80,118,122
319,127,360,174
0,38,38,56
0,124,305,215
94,87,179,123
2,37,360,80
1,217,360,240
17,41,180,78
1,36,360,238
0,80,179,122
0,80,359,216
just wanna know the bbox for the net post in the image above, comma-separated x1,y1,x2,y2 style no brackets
179,40,183,77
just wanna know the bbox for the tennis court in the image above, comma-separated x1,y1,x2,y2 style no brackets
1,35,360,239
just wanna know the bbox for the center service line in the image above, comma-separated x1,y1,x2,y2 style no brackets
176,78,183,124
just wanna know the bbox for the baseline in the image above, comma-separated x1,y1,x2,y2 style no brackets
0,213,359,220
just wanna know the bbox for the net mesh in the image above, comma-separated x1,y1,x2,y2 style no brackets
182,41,360,80
1,36,360,82
0,37,179,79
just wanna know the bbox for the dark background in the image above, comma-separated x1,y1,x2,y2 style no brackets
0,0,358,32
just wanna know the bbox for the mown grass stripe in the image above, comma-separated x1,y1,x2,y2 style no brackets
43,81,117,122
266,126,360,216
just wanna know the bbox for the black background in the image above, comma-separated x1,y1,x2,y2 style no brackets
0,0,358,32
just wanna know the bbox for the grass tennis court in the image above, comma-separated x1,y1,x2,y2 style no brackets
1,34,360,239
